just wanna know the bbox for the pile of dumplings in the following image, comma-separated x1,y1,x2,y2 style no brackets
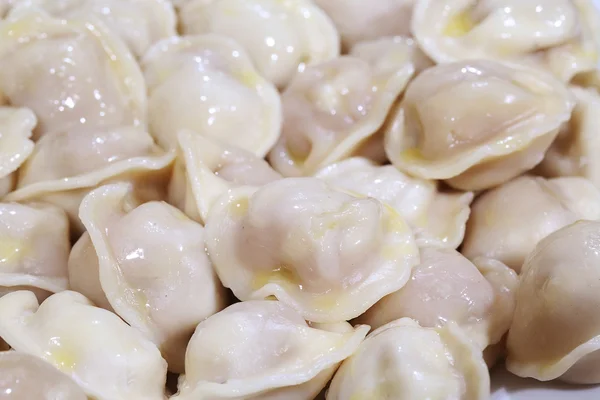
0,0,599,399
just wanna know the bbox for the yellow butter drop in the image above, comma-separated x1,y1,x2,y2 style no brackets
252,267,298,290
229,198,249,217
0,237,25,266
400,147,426,163
236,69,259,88
46,338,77,372
443,11,475,37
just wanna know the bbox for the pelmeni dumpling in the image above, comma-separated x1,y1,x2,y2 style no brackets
356,247,518,349
4,127,174,235
327,318,490,400
269,37,423,177
0,107,36,197
179,0,339,88
0,202,69,300
205,177,420,322
69,183,228,373
169,130,282,224
537,86,600,187
313,0,415,51
384,60,575,190
0,290,167,399
316,157,473,248
0,11,146,140
506,220,600,384
0,351,87,400
174,300,369,400
11,0,177,58
462,175,600,272
142,35,281,156
412,0,600,81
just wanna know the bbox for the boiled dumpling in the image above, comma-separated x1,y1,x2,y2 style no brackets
315,157,473,248
412,0,600,81
11,0,177,58
0,202,69,300
313,0,415,51
0,107,36,196
0,351,87,400
179,0,339,88
537,86,600,187
355,247,518,349
384,60,575,190
0,290,167,399
205,177,420,322
327,318,490,400
269,37,423,177
462,175,600,272
168,130,282,224
142,34,281,156
70,183,229,373
173,300,369,400
506,220,600,384
4,127,174,235
0,10,146,140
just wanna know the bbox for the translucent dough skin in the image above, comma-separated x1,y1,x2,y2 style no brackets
174,300,369,400
205,177,420,323
384,60,575,191
462,176,600,272
326,318,490,400
412,0,600,81
179,0,340,88
0,351,87,400
506,221,600,384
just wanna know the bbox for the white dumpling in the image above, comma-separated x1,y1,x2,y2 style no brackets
0,351,87,400
0,11,146,140
69,183,228,373
168,130,282,224
316,157,473,248
173,300,369,400
412,0,600,81
462,175,600,272
0,290,167,399
179,0,339,88
506,220,600,384
0,202,69,300
384,60,575,190
4,127,174,235
327,318,490,400
141,34,281,156
11,0,177,58
313,0,415,51
269,37,424,177
205,177,420,322
0,107,36,196
355,247,518,349
537,86,600,187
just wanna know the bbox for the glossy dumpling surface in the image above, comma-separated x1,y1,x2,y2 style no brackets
269,37,421,177
0,290,167,400
356,247,518,349
0,351,87,400
462,175,600,272
180,0,339,88
205,177,419,322
0,202,69,298
327,318,490,400
506,220,600,384
313,0,416,51
0,11,146,139
142,34,281,156
70,183,228,372
174,300,369,400
412,0,600,81
10,0,177,57
384,59,575,190
0,107,36,195
316,157,473,248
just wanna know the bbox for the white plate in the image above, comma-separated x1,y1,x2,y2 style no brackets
490,3,600,397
